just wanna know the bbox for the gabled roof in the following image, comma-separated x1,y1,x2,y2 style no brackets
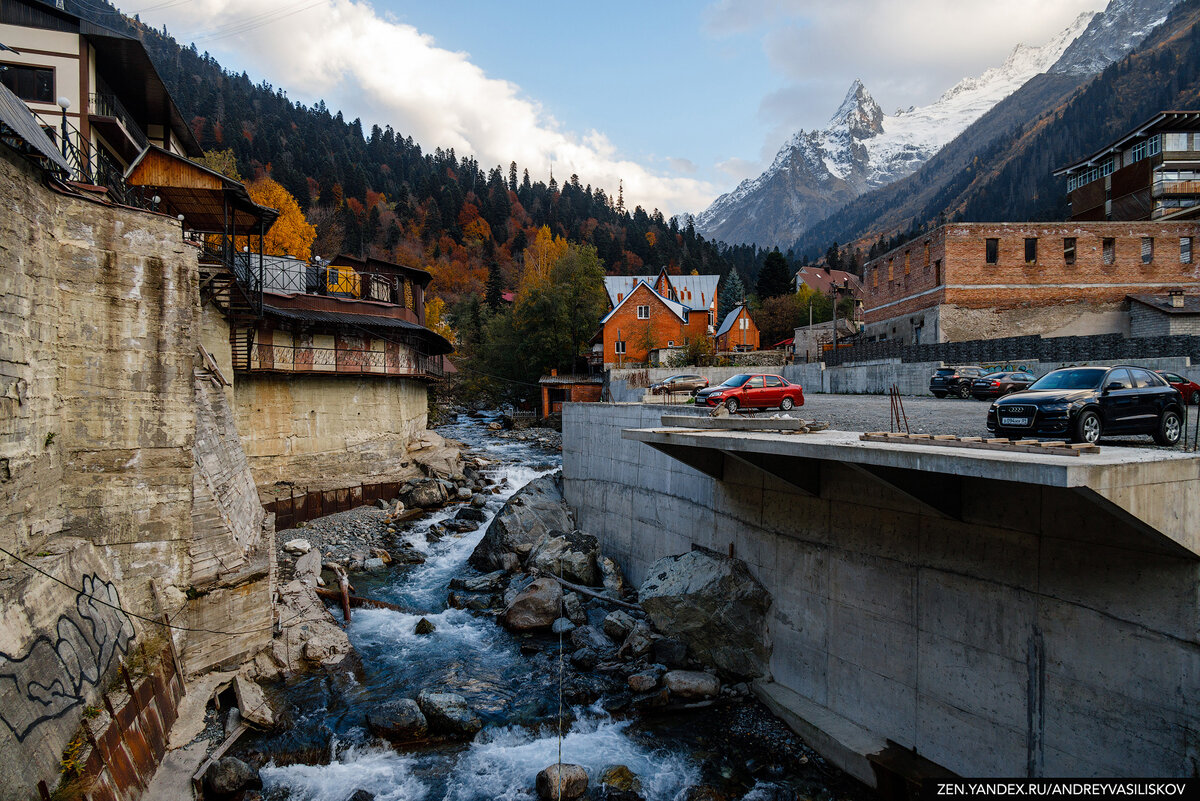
599,278,688,324
794,266,862,295
125,145,279,231
604,271,720,310
715,305,747,338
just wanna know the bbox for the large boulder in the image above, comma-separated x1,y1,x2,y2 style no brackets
399,479,449,509
536,763,589,800
469,473,573,572
663,670,720,699
638,550,770,679
203,757,262,799
409,430,465,480
528,530,600,586
415,691,482,738
502,578,562,631
366,698,428,742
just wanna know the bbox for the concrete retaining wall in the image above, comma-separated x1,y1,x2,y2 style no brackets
562,402,1200,779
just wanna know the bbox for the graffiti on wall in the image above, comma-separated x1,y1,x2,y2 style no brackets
0,574,136,742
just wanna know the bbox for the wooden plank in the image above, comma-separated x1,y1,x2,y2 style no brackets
660,414,813,431
859,432,1097,457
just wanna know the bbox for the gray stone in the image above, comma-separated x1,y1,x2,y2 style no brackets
569,624,615,654
617,621,653,660
456,486,472,500
528,530,600,586
599,556,626,596
651,638,688,668
301,627,351,664
450,570,507,593
570,646,598,670
599,764,642,793
294,548,322,585
469,473,573,571
536,763,589,800
233,675,274,729
503,578,562,630
627,669,660,693
414,617,435,635
399,479,450,509
415,690,482,738
203,757,262,798
500,552,521,573
663,670,720,699
603,610,636,643
283,538,312,555
471,493,488,508
455,505,488,523
366,698,428,741
562,592,586,625
551,617,576,634
638,550,770,679
375,498,389,510
363,557,386,572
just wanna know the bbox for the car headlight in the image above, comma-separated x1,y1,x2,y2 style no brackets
1040,403,1070,412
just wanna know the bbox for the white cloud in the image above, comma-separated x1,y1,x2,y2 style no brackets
715,157,761,183
668,157,699,174
142,0,719,215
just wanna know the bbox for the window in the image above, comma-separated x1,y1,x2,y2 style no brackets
1024,238,1038,264
1103,238,1115,265
764,376,783,387
1064,238,1076,265
1182,237,1193,264
887,258,894,281
0,63,54,103
1142,237,1154,264
739,316,748,330
636,305,649,319
667,340,675,347
745,376,764,388
614,340,625,354
985,238,999,264
934,259,942,285
924,242,930,268
872,268,878,288
904,250,910,275
1164,132,1190,151
708,311,714,326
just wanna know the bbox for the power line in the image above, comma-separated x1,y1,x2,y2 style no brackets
186,0,325,43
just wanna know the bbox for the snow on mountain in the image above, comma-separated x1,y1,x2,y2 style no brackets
696,0,1180,249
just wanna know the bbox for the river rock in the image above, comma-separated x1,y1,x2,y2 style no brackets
363,557,386,572
456,486,472,500
234,675,275,729
638,550,770,679
455,505,488,523
627,669,660,693
664,670,720,699
469,473,573,572
551,617,576,634
602,610,636,642
599,556,626,596
471,493,488,508
599,764,642,793
399,479,449,509
500,552,521,573
651,638,688,668
366,698,428,742
302,628,351,664
503,578,562,630
450,570,507,593
528,530,600,586
414,617,435,635
283,538,312,555
203,756,262,798
294,548,322,585
408,429,465,480
570,647,598,670
416,691,482,738
617,621,653,660
562,592,586,625
536,763,588,800
569,624,615,654
343,791,375,801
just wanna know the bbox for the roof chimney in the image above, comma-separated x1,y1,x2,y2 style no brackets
1170,289,1185,308
551,368,558,376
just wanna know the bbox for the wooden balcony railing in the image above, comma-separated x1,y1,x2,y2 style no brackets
241,341,444,378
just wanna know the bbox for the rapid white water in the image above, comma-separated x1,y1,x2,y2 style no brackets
254,415,704,801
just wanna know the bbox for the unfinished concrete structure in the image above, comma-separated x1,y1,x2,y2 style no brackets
563,403,1200,782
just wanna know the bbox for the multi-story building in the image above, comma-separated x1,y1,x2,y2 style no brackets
1056,110,1200,222
595,267,720,366
860,221,1200,344
0,0,201,197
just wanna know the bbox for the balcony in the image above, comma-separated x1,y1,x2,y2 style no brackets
88,92,149,161
239,340,445,378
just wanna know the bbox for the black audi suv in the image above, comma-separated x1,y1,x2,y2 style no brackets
986,365,1184,445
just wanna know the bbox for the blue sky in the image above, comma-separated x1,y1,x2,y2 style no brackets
135,0,1104,215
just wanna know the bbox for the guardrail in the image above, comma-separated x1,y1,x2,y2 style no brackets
245,342,444,377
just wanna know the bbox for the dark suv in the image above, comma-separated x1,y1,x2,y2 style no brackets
930,366,986,398
987,365,1184,445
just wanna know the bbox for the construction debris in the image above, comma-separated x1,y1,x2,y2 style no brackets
860,432,1099,456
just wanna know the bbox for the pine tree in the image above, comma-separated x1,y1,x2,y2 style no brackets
485,260,504,309
719,268,746,320
756,248,791,300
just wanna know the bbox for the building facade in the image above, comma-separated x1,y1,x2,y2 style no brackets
715,304,760,352
596,268,720,366
860,221,1200,344
1056,111,1200,222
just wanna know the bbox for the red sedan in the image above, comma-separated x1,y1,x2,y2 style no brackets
1157,370,1200,404
700,373,804,413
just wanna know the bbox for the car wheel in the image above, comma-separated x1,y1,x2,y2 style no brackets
780,397,794,411
725,398,740,413
1073,410,1102,444
1154,409,1183,446
956,384,971,399
1190,390,1199,405
932,391,947,399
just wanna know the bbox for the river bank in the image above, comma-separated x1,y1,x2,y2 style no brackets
216,414,874,801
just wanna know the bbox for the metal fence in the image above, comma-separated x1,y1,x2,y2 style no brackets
266,481,407,531
247,341,444,377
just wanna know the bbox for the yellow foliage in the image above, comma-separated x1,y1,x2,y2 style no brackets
520,226,568,290
645,231,657,248
425,296,455,342
463,217,492,246
239,177,317,261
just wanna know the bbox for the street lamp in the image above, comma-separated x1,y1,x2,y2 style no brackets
56,96,69,160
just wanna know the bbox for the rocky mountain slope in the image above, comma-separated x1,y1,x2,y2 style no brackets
697,0,1180,249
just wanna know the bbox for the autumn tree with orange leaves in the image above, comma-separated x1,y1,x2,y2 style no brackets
243,177,317,261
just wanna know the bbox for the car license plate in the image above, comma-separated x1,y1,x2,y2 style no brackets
1001,417,1029,426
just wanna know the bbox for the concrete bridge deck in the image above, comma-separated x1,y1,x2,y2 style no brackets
563,403,1200,784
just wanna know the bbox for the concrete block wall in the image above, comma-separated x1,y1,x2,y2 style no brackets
563,402,1200,778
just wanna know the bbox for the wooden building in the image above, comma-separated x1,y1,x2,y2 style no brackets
539,370,603,418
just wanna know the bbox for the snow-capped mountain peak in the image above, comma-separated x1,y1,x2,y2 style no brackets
829,79,884,139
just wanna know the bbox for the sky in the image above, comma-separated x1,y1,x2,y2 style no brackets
122,0,1106,216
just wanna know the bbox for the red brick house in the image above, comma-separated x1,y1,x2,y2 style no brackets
595,268,720,366
715,304,760,352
